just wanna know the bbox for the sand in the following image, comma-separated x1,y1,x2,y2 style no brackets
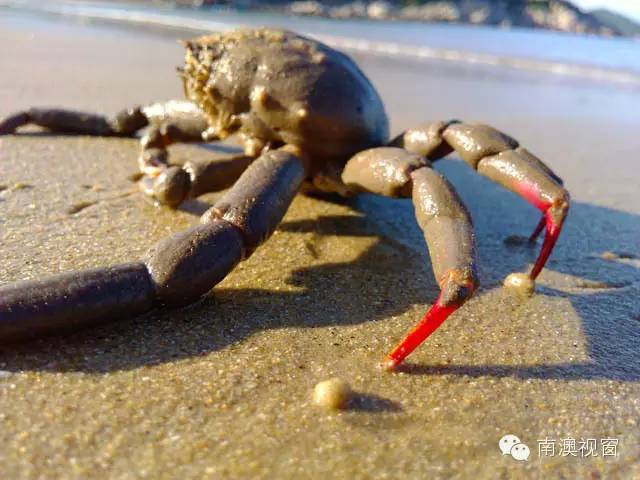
1,10,639,479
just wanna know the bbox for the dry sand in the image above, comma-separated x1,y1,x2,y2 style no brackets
1,11,639,479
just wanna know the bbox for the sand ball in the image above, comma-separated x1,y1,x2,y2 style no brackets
313,377,352,410
503,272,535,297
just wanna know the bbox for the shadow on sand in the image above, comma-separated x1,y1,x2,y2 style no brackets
1,160,638,382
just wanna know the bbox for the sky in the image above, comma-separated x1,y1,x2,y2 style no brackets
573,0,640,23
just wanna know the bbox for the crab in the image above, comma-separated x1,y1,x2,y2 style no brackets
0,28,569,370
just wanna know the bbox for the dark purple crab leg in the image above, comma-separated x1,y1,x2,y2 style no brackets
0,100,208,138
0,264,155,342
0,148,306,343
0,107,148,136
0,101,252,208
139,153,256,208
342,147,478,369
393,121,569,281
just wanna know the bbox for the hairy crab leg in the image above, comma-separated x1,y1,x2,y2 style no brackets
0,148,306,342
342,147,478,369
393,121,569,280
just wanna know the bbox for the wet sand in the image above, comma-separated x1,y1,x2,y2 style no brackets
1,11,640,479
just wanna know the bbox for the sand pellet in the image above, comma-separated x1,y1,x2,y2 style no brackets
313,378,352,410
503,272,535,297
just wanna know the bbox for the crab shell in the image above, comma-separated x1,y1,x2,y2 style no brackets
181,28,389,170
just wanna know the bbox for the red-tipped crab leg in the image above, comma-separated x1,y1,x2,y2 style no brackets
375,123,570,368
513,177,569,279
395,122,569,284
384,167,477,370
342,147,478,370
436,125,569,281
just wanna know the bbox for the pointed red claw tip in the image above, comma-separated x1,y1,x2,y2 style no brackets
529,220,561,280
517,181,569,280
380,356,400,372
384,296,460,368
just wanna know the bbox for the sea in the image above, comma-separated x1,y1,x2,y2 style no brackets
1,0,640,87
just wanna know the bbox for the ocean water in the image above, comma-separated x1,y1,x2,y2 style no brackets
2,0,640,85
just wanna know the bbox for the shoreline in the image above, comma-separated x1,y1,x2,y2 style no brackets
2,0,640,87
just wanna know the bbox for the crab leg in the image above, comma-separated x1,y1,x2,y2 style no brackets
0,101,244,208
0,148,306,342
393,122,569,280
342,147,478,369
0,100,207,177
139,148,256,207
136,102,210,176
0,106,148,136
0,100,207,137
0,264,155,342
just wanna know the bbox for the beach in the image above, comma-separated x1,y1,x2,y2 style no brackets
1,8,640,479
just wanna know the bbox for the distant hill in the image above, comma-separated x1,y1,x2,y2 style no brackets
283,0,626,36
125,0,640,37
590,8,640,37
